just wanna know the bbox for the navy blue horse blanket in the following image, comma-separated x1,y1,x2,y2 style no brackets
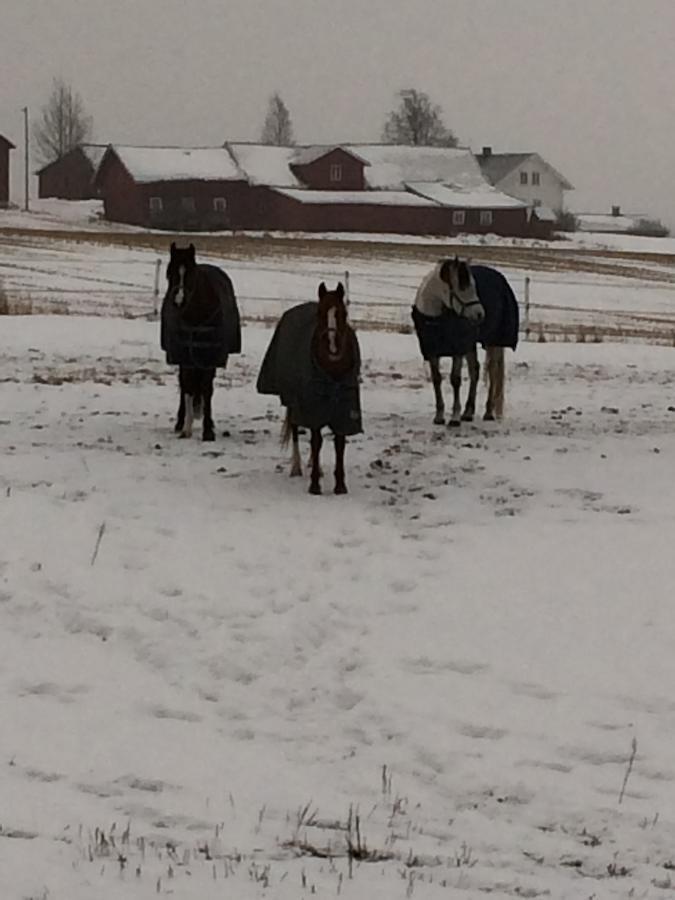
257,302,362,435
161,265,241,368
412,264,520,360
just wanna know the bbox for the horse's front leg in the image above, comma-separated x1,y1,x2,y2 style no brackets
202,369,215,441
449,356,463,427
461,349,479,422
334,433,347,495
429,357,445,425
174,369,186,434
309,428,323,495
290,424,302,477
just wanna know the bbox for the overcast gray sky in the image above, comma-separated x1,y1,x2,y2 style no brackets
2,0,674,224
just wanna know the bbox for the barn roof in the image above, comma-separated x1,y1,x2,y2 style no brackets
406,181,527,209
36,143,108,176
346,145,484,191
0,134,16,149
225,144,301,187
273,188,439,207
111,145,243,183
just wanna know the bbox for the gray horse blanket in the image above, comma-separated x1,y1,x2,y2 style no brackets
257,302,362,435
412,264,520,360
161,265,241,368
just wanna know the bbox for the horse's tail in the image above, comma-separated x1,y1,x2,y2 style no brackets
280,408,292,447
485,345,505,418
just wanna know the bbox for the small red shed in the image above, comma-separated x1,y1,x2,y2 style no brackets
0,135,16,207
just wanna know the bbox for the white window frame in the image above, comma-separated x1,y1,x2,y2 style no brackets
480,210,493,226
452,210,466,226
520,171,528,185
149,196,163,213
329,163,342,182
213,197,227,212
532,172,541,186
181,196,196,213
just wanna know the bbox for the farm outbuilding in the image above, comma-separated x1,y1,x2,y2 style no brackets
37,144,107,200
0,134,16,207
93,141,531,237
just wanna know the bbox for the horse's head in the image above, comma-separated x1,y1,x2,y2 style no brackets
165,242,197,308
315,281,352,369
439,257,484,322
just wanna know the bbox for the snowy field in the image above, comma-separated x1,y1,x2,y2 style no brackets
2,213,675,341
2,302,675,898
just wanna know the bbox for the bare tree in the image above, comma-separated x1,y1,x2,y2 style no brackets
33,77,93,164
261,93,295,146
382,89,458,147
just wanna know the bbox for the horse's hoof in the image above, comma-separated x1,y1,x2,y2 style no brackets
448,419,461,428
483,412,495,421
334,484,348,495
174,423,183,434
461,414,474,422
309,483,322,495
433,415,445,426
289,467,302,478
203,432,215,442
179,432,190,439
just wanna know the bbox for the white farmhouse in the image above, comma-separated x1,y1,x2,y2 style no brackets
476,147,573,219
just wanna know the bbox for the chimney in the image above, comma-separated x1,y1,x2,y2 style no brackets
482,146,492,158
611,205,621,217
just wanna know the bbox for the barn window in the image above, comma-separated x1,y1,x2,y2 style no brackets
330,164,342,182
533,198,542,207
181,196,196,213
149,196,163,213
213,197,227,212
520,172,528,185
452,210,466,226
480,210,493,226
532,172,540,186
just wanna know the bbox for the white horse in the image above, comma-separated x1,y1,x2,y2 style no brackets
412,257,512,426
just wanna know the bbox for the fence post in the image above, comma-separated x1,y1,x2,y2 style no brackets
524,275,531,340
153,258,162,316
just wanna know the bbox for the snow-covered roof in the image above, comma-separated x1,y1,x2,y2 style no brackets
112,145,243,183
576,213,643,233
346,145,485,191
406,181,527,210
226,143,301,187
273,188,439,207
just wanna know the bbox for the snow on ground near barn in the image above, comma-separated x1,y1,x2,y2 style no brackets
2,312,675,899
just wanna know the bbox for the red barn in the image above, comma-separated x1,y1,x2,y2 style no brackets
37,144,107,199
0,134,16,207
94,145,248,230
94,142,530,237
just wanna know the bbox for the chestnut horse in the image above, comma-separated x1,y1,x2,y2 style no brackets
257,282,361,495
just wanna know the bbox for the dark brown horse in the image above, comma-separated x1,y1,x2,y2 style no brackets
161,243,241,441
257,282,362,495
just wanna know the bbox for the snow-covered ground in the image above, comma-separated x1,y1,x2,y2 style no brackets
2,309,675,899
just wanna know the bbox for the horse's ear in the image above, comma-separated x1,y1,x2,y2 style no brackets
336,282,345,300
439,260,450,284
188,243,196,260
318,282,327,299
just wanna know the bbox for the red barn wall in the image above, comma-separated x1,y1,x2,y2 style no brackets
292,149,365,191
38,149,97,199
0,140,12,207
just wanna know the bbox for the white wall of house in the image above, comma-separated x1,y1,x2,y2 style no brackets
496,155,567,212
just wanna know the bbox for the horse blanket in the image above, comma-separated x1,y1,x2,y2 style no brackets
161,265,241,368
257,302,362,435
412,264,519,360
